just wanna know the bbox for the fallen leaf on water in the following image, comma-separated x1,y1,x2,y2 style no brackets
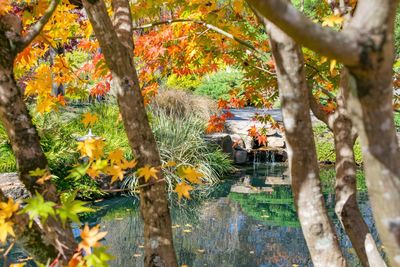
184,224,192,228
138,245,144,248
183,229,192,233
249,251,254,254
133,253,142,257
172,224,181,228
197,249,205,253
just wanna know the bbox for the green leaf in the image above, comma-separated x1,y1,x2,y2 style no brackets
21,191,56,226
66,163,90,180
57,191,94,226
84,247,114,267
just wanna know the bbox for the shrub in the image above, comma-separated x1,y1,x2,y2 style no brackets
0,97,232,198
123,108,233,192
165,74,202,91
194,68,243,100
151,89,218,121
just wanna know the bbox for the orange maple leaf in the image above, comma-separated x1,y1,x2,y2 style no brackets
78,224,107,254
257,134,268,146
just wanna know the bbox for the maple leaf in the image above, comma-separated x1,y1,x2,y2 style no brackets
0,218,15,243
248,125,258,137
0,198,19,219
108,149,124,164
120,159,137,170
175,182,193,200
137,165,158,182
178,166,203,184
105,165,125,184
21,191,56,225
163,161,177,168
77,138,104,160
78,224,107,254
82,112,99,128
0,0,12,15
322,15,344,27
58,192,94,226
257,134,268,146
29,168,47,177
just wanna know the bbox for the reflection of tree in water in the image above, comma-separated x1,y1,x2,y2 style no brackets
82,181,381,267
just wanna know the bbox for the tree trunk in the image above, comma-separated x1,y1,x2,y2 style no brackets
82,1,178,266
247,0,400,264
0,18,76,261
265,21,347,266
332,72,386,267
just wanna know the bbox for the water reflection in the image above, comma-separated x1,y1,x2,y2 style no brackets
83,164,381,267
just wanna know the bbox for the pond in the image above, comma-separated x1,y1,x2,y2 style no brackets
77,163,382,267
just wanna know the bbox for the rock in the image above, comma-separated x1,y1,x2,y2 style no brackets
243,135,255,150
0,173,29,200
267,136,285,148
234,150,248,164
204,133,233,158
230,134,245,149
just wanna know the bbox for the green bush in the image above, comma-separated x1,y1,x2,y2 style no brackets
395,112,400,129
195,68,243,100
124,108,233,191
165,74,202,91
0,97,232,198
313,122,362,164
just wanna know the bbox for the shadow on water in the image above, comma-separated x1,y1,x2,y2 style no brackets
77,161,381,267
3,159,381,266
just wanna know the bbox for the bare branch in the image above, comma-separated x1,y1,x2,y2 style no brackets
246,0,361,66
15,0,59,52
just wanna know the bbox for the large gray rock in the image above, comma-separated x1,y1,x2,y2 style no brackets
267,136,285,148
233,150,248,164
0,173,29,200
204,133,233,158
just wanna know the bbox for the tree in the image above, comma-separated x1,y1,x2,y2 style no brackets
0,0,76,261
81,0,178,266
247,0,400,265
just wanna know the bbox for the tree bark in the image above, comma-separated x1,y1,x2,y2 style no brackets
0,14,76,262
264,20,347,266
332,71,386,267
248,1,400,264
82,1,178,266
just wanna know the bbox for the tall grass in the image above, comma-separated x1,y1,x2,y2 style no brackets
0,92,233,197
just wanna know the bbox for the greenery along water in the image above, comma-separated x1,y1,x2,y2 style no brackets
75,163,381,267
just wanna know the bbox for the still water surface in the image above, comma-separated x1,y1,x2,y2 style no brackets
81,163,381,267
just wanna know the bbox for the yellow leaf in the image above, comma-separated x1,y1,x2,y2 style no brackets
105,165,125,184
175,182,193,200
81,112,99,128
179,166,203,184
0,198,19,219
77,138,104,160
120,159,137,170
330,59,337,75
108,149,124,164
10,263,26,267
137,165,158,182
0,218,15,243
322,15,344,27
0,0,12,15
163,161,177,167
78,224,107,254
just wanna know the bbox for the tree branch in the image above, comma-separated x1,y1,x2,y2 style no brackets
15,0,59,52
132,18,269,59
246,0,361,66
308,88,332,129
